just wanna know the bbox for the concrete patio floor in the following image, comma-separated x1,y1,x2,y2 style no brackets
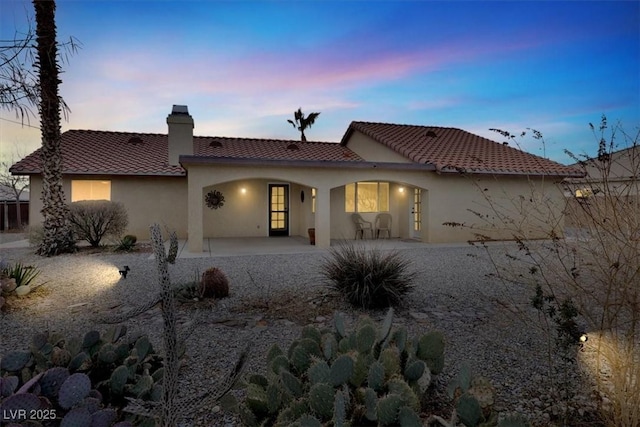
173,236,437,258
0,233,471,259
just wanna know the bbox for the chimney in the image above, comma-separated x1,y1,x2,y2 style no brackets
167,105,194,165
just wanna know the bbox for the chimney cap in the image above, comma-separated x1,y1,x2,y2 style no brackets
172,105,189,115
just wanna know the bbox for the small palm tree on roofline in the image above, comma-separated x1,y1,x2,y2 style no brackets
287,107,320,142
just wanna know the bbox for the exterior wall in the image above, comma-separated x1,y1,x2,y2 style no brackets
202,179,311,238
344,132,412,163
426,174,566,242
28,175,188,240
330,182,409,240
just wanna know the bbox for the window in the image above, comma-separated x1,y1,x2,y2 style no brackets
311,188,316,213
71,180,111,202
575,188,599,198
345,182,389,213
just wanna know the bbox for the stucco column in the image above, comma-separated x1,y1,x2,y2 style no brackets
314,186,331,248
187,180,203,253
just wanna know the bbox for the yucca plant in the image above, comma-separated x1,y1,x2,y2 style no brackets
6,262,41,288
320,241,416,309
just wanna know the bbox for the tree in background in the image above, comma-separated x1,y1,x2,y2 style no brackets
287,107,320,142
0,155,29,229
33,0,75,255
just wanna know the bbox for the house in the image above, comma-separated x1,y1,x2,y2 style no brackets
564,145,639,230
0,184,29,231
10,105,582,252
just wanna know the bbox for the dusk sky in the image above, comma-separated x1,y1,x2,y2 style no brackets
1,0,638,165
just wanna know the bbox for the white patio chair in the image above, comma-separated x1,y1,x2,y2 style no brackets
375,213,392,239
351,213,373,239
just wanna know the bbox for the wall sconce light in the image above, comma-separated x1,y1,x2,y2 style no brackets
240,187,247,194
398,187,405,193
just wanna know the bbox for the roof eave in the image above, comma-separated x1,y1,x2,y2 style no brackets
10,170,185,177
179,155,437,171
437,168,585,177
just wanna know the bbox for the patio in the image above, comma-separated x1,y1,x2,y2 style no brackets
172,236,439,258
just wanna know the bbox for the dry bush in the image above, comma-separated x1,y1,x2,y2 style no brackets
68,200,128,247
452,117,639,426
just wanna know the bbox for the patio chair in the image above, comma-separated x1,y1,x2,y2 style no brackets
375,213,392,239
351,213,373,239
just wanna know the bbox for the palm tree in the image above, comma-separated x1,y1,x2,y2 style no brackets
34,0,75,256
287,108,320,142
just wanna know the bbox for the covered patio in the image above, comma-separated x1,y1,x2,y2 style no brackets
166,236,434,259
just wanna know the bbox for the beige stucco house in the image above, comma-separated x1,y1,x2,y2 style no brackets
11,105,582,253
564,145,639,230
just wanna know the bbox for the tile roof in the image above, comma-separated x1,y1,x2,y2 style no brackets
10,130,185,176
194,137,363,162
10,130,364,176
343,121,583,176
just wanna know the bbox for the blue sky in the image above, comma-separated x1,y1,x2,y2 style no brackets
1,0,638,164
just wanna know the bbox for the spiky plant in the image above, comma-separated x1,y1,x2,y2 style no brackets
200,267,230,298
320,241,416,309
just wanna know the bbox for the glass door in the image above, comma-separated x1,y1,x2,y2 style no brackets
269,184,289,236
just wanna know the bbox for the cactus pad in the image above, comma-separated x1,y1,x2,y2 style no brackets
356,324,376,353
307,360,330,385
109,365,129,396
376,393,402,426
367,360,385,391
309,383,334,419
60,407,92,427
398,406,422,427
0,376,19,397
1,351,31,372
58,372,91,409
330,354,354,387
281,370,303,398
301,326,322,345
416,331,445,375
0,393,41,416
90,408,117,427
456,392,483,427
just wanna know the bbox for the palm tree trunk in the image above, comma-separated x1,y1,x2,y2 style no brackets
34,0,75,255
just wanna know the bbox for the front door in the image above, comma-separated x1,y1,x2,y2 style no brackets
411,188,422,239
269,184,289,236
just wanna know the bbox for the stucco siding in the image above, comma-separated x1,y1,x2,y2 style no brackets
201,180,315,238
28,175,188,240
426,174,566,242
344,131,412,163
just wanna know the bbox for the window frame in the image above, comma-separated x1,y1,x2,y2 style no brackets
345,181,390,213
71,180,112,202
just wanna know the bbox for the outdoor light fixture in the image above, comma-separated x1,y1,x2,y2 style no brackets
241,187,247,194
580,334,588,343
398,187,405,193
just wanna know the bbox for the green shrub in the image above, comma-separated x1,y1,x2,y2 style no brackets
115,234,137,252
237,308,443,426
68,200,128,247
4,262,41,288
320,241,416,309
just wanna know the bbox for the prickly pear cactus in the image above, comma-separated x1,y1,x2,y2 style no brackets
237,307,443,426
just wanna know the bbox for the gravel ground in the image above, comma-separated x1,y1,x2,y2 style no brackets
0,242,602,426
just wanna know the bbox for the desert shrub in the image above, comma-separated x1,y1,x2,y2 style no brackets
67,200,128,247
200,267,230,298
452,117,639,426
115,234,137,252
238,309,443,426
320,241,416,309
4,261,41,288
